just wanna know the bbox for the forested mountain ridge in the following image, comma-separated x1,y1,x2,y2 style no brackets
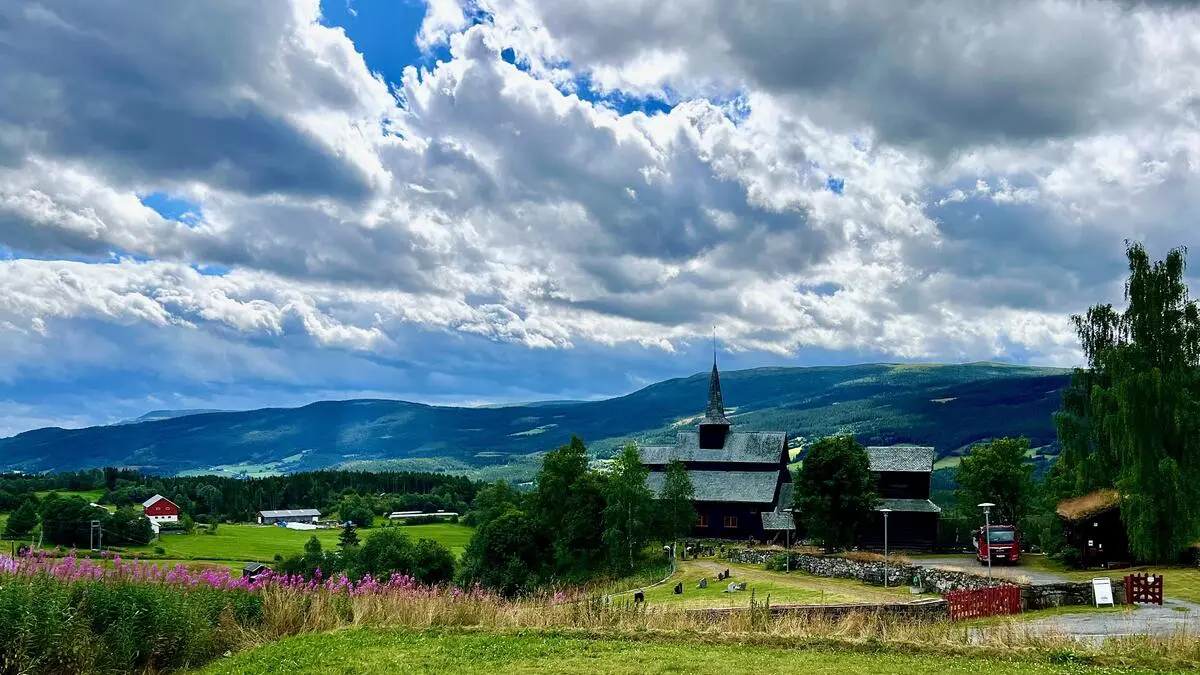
0,362,1071,479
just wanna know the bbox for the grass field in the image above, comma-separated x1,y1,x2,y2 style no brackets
618,560,928,609
33,489,106,503
117,523,474,563
193,628,1157,675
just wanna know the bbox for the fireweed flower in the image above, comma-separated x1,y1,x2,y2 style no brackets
0,549,497,601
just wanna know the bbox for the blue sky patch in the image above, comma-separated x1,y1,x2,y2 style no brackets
140,192,203,225
826,176,845,195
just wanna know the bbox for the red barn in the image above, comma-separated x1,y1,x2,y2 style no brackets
142,494,181,529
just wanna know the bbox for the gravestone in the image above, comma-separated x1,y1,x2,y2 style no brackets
633,590,644,603
698,578,708,589
728,581,738,593
724,569,730,578
717,571,725,581
736,581,747,591
603,595,612,606
673,582,683,595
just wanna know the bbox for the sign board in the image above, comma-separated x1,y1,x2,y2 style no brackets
1092,577,1114,607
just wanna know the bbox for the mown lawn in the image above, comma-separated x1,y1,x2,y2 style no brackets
193,628,1156,675
617,559,929,609
118,523,474,563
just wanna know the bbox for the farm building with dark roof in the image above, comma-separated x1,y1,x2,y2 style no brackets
639,360,793,541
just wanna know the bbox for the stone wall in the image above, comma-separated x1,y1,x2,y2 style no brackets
689,598,950,622
733,550,1001,593
1023,581,1127,609
732,549,1127,608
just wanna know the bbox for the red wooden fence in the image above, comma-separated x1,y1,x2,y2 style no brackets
945,585,1023,621
1124,573,1163,605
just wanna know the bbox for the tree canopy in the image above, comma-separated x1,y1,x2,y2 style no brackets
602,444,654,574
955,437,1035,528
658,459,695,548
794,435,878,553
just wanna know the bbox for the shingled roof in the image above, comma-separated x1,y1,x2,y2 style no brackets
700,361,731,426
865,445,936,473
876,498,942,513
640,430,787,465
646,470,780,504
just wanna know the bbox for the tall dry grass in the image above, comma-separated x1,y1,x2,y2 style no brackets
229,586,1200,670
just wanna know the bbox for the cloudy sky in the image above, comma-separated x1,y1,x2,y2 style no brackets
1,0,1197,436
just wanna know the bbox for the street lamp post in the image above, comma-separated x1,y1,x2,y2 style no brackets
978,502,995,582
880,508,892,587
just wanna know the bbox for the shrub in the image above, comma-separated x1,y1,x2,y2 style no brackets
0,575,262,673
154,546,165,555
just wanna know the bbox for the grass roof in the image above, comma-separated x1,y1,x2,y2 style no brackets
1055,488,1120,521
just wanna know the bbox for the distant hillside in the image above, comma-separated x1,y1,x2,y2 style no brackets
0,362,1072,479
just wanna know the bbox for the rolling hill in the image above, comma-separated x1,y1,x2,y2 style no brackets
0,362,1073,479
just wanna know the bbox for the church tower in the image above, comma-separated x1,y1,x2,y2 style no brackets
697,358,731,449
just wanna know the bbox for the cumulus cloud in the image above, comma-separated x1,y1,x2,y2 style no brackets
1,0,1199,431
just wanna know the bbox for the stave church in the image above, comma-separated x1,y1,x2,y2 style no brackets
639,358,940,549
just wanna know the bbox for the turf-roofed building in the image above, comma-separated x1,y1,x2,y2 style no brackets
639,361,794,541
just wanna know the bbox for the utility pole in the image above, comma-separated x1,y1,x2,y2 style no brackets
978,502,994,582
880,508,892,587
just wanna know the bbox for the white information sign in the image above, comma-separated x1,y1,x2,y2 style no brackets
1092,577,1114,607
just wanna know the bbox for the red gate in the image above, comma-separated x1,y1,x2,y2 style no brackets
946,585,1023,621
1124,573,1164,605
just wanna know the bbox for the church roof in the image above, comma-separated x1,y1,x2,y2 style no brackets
865,445,936,473
700,362,731,426
640,430,787,465
646,469,781,504
877,498,943,513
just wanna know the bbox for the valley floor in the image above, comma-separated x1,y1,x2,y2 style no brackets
192,628,1165,675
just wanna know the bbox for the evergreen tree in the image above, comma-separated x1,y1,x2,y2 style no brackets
955,437,1035,528
305,535,323,555
659,460,695,553
602,444,653,573
338,521,360,549
794,435,878,553
3,498,38,540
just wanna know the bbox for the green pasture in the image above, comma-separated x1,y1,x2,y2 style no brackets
194,628,1152,675
118,522,474,563
33,489,106,503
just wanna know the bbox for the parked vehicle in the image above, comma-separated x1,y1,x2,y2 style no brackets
972,525,1020,565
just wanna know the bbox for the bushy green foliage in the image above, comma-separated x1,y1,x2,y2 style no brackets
602,444,654,574
464,480,523,528
457,508,549,597
3,498,38,540
0,576,262,674
954,437,1035,527
794,436,877,553
105,506,155,546
658,459,695,547
339,494,375,528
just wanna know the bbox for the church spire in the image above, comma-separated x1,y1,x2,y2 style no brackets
702,359,731,426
